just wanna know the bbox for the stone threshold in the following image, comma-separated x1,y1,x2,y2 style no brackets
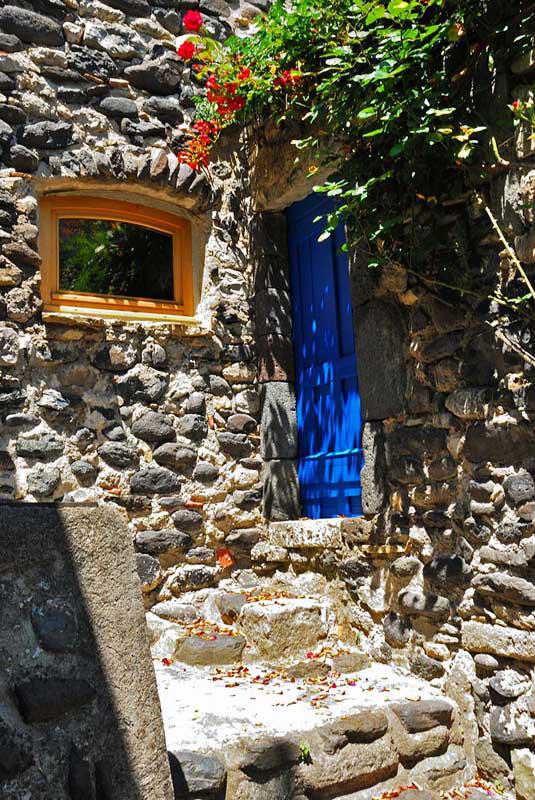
268,518,406,558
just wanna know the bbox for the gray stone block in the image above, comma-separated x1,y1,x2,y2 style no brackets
260,382,298,460
360,422,386,515
15,678,95,724
390,700,453,733
217,432,253,459
383,612,412,648
174,633,245,666
255,288,292,337
0,505,173,798
135,553,161,591
349,247,378,308
135,528,191,556
0,5,64,47
0,719,33,779
252,212,291,293
168,750,226,798
132,411,175,444
172,509,203,533
423,556,472,586
257,334,295,383
131,466,181,495
124,57,181,96
153,443,196,470
30,603,79,653
262,459,300,521
354,300,407,421
464,423,534,465
98,442,138,469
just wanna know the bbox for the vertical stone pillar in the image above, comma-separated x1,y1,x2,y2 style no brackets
252,212,301,520
348,249,408,514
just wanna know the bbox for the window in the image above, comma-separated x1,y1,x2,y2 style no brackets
40,196,193,320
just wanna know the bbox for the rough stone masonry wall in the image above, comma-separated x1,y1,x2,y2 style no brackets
346,51,535,789
0,0,270,604
3,0,535,795
241,49,535,795
192,43,535,798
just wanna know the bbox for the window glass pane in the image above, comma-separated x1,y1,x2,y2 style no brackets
58,218,174,301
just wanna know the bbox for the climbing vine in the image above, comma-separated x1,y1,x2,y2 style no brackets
177,1,535,311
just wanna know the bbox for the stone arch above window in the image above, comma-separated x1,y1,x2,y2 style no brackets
39,194,194,322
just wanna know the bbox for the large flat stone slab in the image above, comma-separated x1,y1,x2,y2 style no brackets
154,661,452,755
154,660,467,798
268,517,373,549
0,504,173,799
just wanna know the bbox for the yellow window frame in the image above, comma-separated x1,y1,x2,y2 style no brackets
39,195,194,322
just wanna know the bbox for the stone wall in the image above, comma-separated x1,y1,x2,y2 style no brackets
250,59,535,792
0,1,271,608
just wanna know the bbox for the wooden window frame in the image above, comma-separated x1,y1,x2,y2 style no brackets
40,195,194,322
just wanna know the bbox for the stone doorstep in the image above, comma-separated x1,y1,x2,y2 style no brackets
268,517,373,550
155,661,469,799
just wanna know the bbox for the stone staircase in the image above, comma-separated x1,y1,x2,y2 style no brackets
145,572,509,800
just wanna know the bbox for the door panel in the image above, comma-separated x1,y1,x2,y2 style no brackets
287,194,363,519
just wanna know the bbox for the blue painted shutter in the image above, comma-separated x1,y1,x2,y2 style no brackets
286,194,363,519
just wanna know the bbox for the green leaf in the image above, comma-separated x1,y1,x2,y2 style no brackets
426,107,456,116
387,0,409,16
365,5,386,24
357,106,377,119
389,140,406,156
363,128,384,138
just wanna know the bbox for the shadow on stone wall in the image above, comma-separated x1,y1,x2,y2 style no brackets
0,503,172,800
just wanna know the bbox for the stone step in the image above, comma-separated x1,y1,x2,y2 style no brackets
154,660,478,800
147,580,345,667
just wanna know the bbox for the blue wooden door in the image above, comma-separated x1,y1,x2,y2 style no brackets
286,194,363,519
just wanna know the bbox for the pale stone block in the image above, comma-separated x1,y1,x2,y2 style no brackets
238,597,331,660
461,621,535,662
268,519,344,549
512,748,535,800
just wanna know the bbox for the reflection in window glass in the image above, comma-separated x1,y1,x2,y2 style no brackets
58,218,174,301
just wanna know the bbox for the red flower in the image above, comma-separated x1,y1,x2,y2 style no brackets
229,95,245,111
512,100,520,110
183,10,203,32
178,40,197,60
274,69,301,88
276,70,292,86
238,67,250,81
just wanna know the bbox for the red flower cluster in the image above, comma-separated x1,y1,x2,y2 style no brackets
178,68,249,168
274,69,301,88
178,39,197,60
178,120,222,170
206,74,246,118
183,9,203,32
